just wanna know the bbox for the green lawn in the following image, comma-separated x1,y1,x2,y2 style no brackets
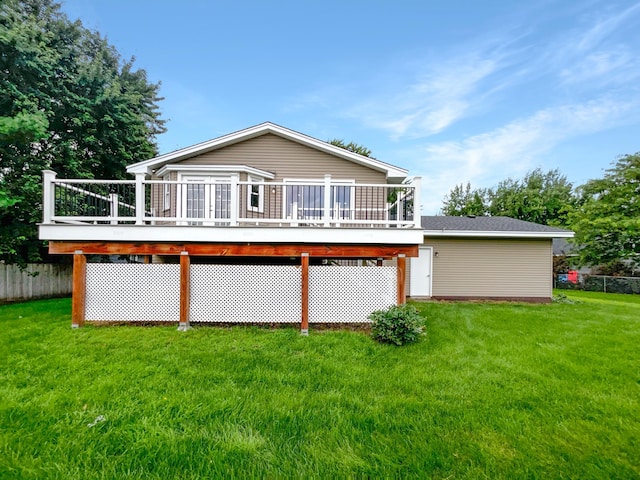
1,292,639,479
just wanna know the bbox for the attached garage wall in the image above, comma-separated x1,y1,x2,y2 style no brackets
425,238,553,301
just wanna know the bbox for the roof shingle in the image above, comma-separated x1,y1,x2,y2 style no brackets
421,216,572,234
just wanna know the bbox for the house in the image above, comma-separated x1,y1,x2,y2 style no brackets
39,122,423,331
39,123,574,329
409,216,573,302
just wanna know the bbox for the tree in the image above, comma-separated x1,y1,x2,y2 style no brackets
441,182,488,216
440,168,576,226
489,169,576,226
328,138,372,157
0,0,166,266
568,153,640,270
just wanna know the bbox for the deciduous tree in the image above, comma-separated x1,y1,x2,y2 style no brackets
0,0,166,265
440,168,576,226
328,138,372,157
568,153,640,269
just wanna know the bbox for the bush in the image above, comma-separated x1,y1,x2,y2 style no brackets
369,304,425,346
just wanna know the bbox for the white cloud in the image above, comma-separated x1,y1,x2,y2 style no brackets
411,96,640,214
575,2,640,52
346,53,508,140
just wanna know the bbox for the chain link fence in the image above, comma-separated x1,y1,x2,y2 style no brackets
555,274,640,294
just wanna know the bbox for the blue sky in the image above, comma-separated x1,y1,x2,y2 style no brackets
60,0,640,214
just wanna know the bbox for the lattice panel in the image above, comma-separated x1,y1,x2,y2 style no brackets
309,266,397,323
85,264,180,321
190,265,301,323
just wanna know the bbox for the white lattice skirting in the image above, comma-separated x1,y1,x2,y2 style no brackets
190,265,301,323
86,264,180,321
309,266,396,323
84,264,397,323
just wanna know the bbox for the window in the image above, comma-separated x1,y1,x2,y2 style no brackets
284,179,354,221
163,175,171,211
247,175,264,213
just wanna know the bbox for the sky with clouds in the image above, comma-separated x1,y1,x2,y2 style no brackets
61,0,640,214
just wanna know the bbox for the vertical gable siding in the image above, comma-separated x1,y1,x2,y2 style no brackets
176,133,387,183
426,238,552,298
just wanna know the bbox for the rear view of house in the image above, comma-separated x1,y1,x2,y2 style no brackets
39,122,423,330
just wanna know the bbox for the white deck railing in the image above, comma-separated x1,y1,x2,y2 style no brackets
42,170,421,229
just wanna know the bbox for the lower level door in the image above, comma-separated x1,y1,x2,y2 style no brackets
410,246,432,297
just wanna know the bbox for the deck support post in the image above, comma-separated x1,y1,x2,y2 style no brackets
301,253,309,335
72,250,86,328
397,254,406,305
178,251,191,331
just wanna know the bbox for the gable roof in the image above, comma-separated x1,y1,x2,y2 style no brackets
422,216,574,239
127,122,408,180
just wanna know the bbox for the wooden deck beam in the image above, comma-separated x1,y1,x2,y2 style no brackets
48,241,419,258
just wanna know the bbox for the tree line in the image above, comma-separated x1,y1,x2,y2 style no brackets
441,154,640,273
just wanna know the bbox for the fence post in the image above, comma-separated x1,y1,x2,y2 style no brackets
42,170,57,224
323,174,331,227
604,276,607,293
135,172,145,225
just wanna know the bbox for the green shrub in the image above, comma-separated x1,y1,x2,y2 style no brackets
369,304,425,346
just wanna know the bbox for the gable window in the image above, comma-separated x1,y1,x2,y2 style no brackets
247,175,264,213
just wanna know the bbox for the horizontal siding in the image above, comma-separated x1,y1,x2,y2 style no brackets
177,133,387,183
426,238,552,298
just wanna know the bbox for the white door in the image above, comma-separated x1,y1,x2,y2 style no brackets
410,246,432,297
180,175,230,225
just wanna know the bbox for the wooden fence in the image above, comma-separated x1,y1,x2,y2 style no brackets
0,263,72,303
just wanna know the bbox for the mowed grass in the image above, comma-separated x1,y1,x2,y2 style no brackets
1,292,639,479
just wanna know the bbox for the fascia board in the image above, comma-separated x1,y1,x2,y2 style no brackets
423,230,575,239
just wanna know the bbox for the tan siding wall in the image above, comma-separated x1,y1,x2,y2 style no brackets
177,133,387,183
425,238,553,298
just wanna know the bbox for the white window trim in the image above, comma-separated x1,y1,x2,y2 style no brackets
163,174,171,211
247,175,264,213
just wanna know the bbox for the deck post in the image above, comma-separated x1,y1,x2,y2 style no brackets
230,173,239,226
397,254,406,305
71,250,86,328
412,176,422,229
178,251,191,331
109,193,119,225
42,170,57,224
323,174,331,227
301,253,309,335
135,172,145,225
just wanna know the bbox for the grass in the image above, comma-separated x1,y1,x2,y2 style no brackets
1,291,639,478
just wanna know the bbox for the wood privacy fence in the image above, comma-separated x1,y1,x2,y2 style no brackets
0,263,72,303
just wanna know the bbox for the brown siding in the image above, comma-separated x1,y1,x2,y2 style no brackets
425,238,553,299
177,133,387,183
